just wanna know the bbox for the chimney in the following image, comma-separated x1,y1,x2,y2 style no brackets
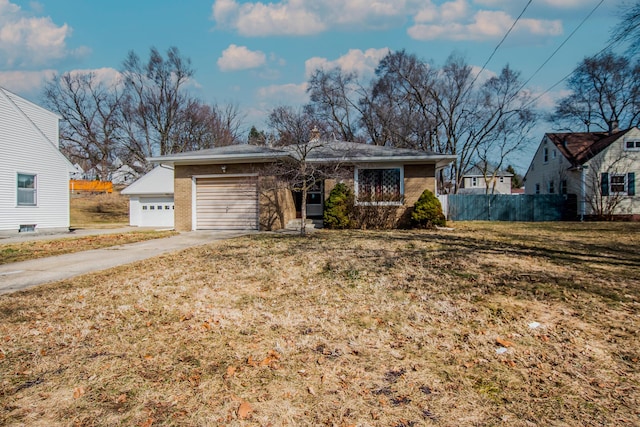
608,120,619,135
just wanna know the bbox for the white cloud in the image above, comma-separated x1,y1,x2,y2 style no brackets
68,67,123,87
305,48,390,78
257,82,308,104
0,0,85,68
0,69,54,93
212,0,566,43
211,0,418,36
409,6,562,41
217,44,267,71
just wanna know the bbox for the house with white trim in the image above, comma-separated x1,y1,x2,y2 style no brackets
0,87,75,234
524,125,639,219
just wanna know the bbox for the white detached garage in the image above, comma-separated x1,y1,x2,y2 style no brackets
121,166,174,228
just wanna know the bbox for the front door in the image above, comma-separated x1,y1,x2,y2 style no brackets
294,181,324,218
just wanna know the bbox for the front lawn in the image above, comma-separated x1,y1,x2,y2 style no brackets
1,222,638,426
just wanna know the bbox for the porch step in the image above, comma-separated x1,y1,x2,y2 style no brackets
286,218,324,230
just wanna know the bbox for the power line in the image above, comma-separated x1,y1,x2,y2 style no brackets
522,14,632,111
468,0,533,90
517,0,605,94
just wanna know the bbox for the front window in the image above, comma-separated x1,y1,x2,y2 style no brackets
471,177,478,187
610,174,626,194
356,167,403,204
548,180,555,194
17,173,36,206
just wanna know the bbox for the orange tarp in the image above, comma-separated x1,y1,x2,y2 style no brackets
69,180,113,193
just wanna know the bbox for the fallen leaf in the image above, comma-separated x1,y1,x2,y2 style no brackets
247,356,258,367
73,386,85,399
144,354,153,360
226,366,237,378
140,418,154,427
495,337,514,348
308,386,316,396
237,401,253,419
116,394,127,403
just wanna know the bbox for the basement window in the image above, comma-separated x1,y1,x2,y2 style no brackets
19,224,36,233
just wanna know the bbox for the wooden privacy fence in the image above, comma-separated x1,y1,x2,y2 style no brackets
69,180,113,193
441,194,577,222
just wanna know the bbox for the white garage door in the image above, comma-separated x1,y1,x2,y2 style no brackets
195,177,258,230
140,197,174,228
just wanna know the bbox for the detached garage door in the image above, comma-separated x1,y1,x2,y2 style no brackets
195,176,258,230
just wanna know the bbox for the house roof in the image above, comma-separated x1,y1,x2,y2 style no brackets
462,161,513,178
148,140,457,169
0,86,75,172
545,128,635,167
121,165,174,196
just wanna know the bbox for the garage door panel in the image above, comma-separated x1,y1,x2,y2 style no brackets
195,177,258,230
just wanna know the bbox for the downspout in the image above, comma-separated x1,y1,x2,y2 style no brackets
580,165,588,222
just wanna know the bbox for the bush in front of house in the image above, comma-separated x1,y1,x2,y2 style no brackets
411,189,446,228
323,183,354,229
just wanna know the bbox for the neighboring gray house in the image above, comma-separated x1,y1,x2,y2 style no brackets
121,165,174,228
458,162,513,194
0,87,74,233
524,126,639,219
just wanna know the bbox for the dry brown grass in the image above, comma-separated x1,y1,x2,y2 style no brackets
0,231,178,265
70,192,129,228
0,222,639,426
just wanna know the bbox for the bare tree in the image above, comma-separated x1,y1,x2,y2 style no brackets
432,59,536,193
611,1,640,57
362,50,438,149
120,46,195,171
265,107,345,235
550,52,640,132
306,67,366,142
42,71,123,180
473,67,538,193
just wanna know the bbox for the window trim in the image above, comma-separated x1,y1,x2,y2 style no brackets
355,166,404,206
609,173,627,195
624,139,640,151
17,173,37,206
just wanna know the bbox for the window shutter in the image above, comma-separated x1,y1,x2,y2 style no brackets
628,172,635,196
601,173,609,196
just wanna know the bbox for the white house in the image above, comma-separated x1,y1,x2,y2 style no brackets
458,162,513,194
121,165,174,228
0,87,75,234
524,126,639,219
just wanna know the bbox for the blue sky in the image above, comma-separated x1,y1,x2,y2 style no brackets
0,0,627,168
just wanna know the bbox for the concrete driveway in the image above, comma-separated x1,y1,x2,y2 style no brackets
0,230,252,295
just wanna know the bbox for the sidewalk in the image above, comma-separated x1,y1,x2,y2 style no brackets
0,230,251,295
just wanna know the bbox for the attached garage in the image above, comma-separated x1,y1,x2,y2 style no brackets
194,176,258,230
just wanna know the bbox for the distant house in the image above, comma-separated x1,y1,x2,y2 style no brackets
121,165,174,228
149,141,456,231
524,126,640,219
0,87,75,233
458,162,513,194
